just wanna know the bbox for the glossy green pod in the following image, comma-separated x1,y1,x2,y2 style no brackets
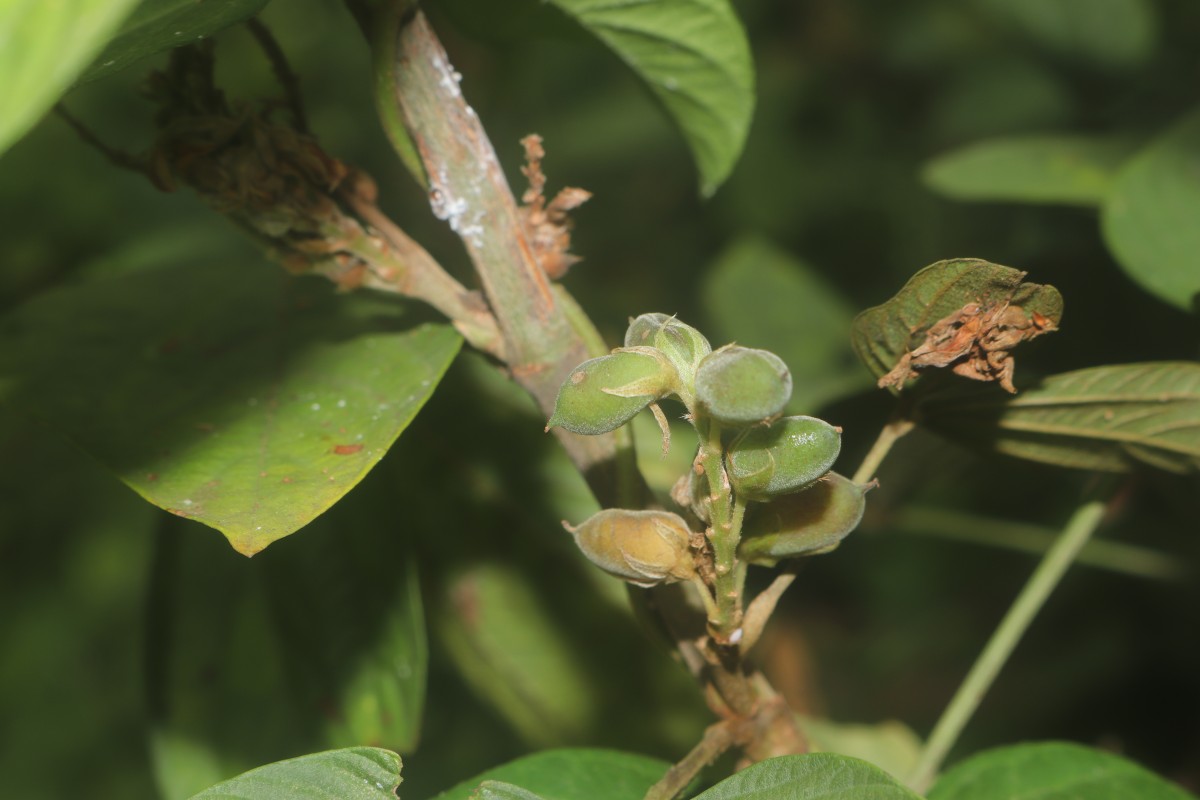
547,348,678,435
566,509,696,587
738,472,869,565
727,415,841,501
694,345,792,425
624,313,712,386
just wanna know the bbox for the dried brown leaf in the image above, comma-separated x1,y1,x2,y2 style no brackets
519,133,591,280
878,302,1057,393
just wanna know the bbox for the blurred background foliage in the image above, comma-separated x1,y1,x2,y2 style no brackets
1,0,1198,797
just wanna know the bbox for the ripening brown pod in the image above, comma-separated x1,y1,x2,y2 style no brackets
565,509,696,587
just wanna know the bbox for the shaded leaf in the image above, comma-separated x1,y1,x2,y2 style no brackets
1102,108,1200,311
923,135,1137,207
929,741,1196,800
0,259,461,555
0,0,141,157
188,747,401,800
690,753,920,800
149,492,427,799
435,564,596,746
81,0,269,84
797,717,922,783
546,0,754,196
433,749,669,800
701,237,870,412
851,258,1063,392
918,362,1200,473
973,0,1157,67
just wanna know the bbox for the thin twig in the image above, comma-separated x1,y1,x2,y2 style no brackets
246,17,309,133
338,186,505,358
55,105,150,176
851,416,914,485
644,720,743,800
905,481,1115,794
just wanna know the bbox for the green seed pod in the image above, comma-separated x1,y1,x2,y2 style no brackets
624,313,712,385
727,415,841,501
547,349,679,435
738,472,870,565
694,345,792,425
565,509,696,587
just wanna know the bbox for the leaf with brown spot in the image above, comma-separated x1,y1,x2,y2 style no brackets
0,258,461,556
853,259,1063,394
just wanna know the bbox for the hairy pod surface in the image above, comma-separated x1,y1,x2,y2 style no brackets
624,313,712,387
546,349,679,435
694,345,792,425
566,509,696,587
727,415,842,501
738,472,869,565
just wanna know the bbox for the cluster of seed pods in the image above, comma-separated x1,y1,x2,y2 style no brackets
548,313,870,586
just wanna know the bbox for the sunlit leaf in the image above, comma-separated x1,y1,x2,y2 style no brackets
929,741,1196,800
545,0,754,196
474,784,546,800
918,362,1200,473
923,135,1136,207
188,747,401,800
973,0,1157,67
851,259,1063,391
702,237,870,412
0,0,141,157
0,259,461,555
81,0,269,84
1102,108,1200,311
433,749,669,800
690,753,920,799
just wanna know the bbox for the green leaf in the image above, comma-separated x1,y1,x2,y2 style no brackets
545,0,754,196
188,747,402,800
434,564,597,746
0,0,141,157
0,259,461,555
923,135,1137,207
433,749,669,800
1102,108,1200,310
701,237,870,412
690,753,921,800
797,717,922,784
972,0,1157,67
851,258,1063,390
148,494,427,799
929,741,1196,800
81,0,269,84
918,362,1200,474
475,783,547,800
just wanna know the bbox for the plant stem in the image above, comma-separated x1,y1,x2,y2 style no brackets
379,5,629,505
336,188,505,358
644,720,742,800
851,416,913,485
696,418,746,641
904,486,1112,794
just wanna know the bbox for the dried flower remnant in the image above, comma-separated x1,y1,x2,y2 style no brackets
519,134,591,279
879,302,1057,393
